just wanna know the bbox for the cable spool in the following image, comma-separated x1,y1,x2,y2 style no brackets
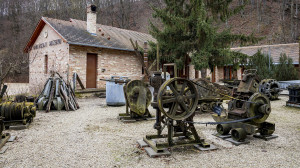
0,101,36,125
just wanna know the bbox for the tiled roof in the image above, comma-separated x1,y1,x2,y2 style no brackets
25,17,155,52
231,43,299,64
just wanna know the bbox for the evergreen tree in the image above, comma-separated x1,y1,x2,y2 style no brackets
149,0,260,74
274,53,298,81
247,50,275,79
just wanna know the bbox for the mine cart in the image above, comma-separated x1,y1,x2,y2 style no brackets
212,69,277,144
286,84,300,108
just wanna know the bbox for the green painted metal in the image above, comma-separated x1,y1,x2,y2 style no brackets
121,80,152,120
193,78,231,113
213,69,276,141
144,78,211,153
0,117,10,149
0,101,36,126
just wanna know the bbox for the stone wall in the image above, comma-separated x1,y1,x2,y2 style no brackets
5,83,29,96
69,46,143,89
28,24,69,94
188,64,212,80
216,67,223,82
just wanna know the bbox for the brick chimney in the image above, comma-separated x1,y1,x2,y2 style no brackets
87,4,97,35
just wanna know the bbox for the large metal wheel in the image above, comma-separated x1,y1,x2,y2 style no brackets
259,79,280,100
248,93,271,123
157,78,198,120
124,80,152,116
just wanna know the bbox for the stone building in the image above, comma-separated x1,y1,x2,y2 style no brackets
24,5,155,94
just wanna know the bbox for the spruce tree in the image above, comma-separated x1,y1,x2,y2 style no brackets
247,50,275,79
274,54,298,81
149,0,260,75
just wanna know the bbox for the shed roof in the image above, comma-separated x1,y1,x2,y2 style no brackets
24,17,155,53
231,43,299,64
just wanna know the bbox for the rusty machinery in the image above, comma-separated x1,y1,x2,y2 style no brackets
119,80,153,122
36,74,79,112
0,85,36,128
0,86,10,149
212,69,277,142
0,117,10,149
224,78,281,101
259,79,281,100
142,74,214,156
193,78,232,113
286,84,300,108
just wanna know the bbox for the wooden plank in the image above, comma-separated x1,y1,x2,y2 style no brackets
45,79,55,112
58,81,68,111
76,74,85,89
60,85,69,111
68,84,80,109
130,38,150,77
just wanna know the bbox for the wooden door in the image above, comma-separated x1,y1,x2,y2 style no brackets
212,66,216,83
86,53,97,88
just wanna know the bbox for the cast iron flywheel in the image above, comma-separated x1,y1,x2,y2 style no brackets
157,78,198,120
247,93,271,123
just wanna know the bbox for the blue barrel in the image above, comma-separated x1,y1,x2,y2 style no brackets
106,76,129,106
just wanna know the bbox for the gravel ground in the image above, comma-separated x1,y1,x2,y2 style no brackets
0,96,299,168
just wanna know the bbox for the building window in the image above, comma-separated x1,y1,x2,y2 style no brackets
142,67,144,74
44,55,48,74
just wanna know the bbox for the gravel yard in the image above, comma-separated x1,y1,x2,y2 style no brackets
0,96,299,168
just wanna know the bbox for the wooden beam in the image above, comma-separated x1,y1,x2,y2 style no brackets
130,38,150,77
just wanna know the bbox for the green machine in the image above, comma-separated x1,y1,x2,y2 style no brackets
119,80,153,122
193,78,232,113
0,117,10,149
0,85,36,128
0,101,36,127
212,69,277,144
140,77,215,157
0,86,10,149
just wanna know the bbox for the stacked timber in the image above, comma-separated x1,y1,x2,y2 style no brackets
36,73,79,112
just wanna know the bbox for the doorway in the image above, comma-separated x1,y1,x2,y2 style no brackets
86,53,97,88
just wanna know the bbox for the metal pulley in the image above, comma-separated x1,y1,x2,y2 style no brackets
247,93,271,123
157,78,198,120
